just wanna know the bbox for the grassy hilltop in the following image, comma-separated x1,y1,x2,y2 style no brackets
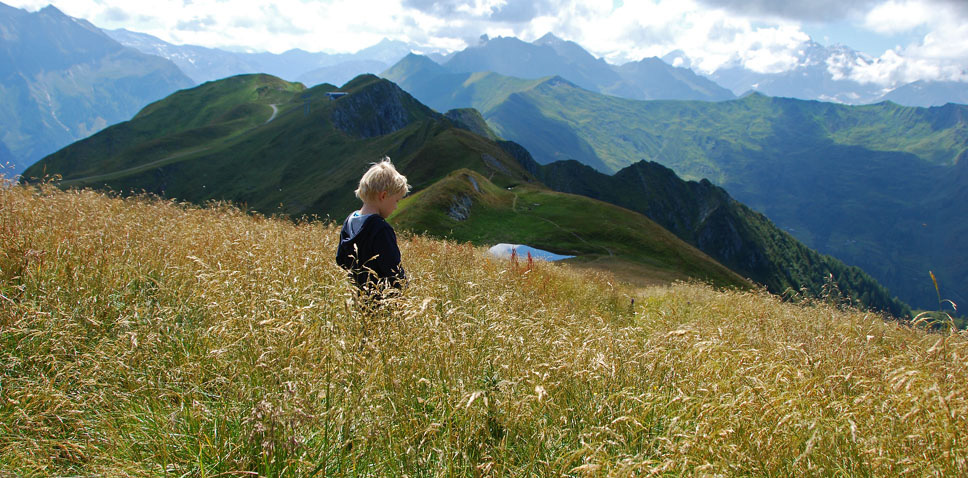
2,182,966,476
392,169,747,289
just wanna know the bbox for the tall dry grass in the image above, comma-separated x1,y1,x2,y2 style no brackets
1,182,966,476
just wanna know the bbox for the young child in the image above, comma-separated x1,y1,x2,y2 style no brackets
336,157,411,295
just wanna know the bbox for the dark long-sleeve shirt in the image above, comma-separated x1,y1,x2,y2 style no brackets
335,212,405,291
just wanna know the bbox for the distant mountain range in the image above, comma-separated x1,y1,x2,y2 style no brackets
5,1,967,175
383,56,966,310
105,24,968,108
694,41,968,107
22,73,909,316
881,80,968,107
105,28,422,86
0,2,192,174
442,34,735,102
698,42,885,104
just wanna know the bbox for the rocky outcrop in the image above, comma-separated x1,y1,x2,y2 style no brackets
445,108,499,140
331,79,424,138
448,194,473,221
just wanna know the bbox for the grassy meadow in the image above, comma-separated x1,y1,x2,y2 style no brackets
1,182,966,476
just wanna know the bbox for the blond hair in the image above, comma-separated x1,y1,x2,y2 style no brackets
354,157,411,202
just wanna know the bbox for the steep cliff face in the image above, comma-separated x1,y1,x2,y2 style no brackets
331,75,439,138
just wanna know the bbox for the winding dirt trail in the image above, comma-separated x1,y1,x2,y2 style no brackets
264,104,279,124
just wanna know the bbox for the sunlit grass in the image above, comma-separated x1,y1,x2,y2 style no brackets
1,182,966,476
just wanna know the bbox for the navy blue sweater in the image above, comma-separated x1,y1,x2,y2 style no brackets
335,212,405,290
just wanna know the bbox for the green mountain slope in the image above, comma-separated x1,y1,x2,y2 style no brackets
24,74,538,220
492,87,966,310
23,73,747,289
392,169,749,289
384,57,964,309
25,73,912,314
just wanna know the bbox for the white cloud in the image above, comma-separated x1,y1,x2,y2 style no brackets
846,0,968,85
4,0,967,86
864,0,933,33
564,1,810,74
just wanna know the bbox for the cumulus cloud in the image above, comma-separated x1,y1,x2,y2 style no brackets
101,6,128,22
563,1,811,73
694,0,882,22
401,0,560,23
849,0,968,85
864,0,934,33
3,0,967,86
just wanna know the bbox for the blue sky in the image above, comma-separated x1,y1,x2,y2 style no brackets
7,0,968,86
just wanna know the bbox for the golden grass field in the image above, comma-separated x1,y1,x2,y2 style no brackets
1,182,966,476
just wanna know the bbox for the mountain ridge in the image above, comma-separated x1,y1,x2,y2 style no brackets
22,73,754,291
25,73,910,315
442,34,734,102
393,167,750,289
0,2,193,174
382,59,964,308
531,158,909,317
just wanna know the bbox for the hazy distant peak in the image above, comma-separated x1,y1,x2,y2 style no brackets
0,2,22,15
661,50,692,69
38,4,66,16
739,90,767,99
394,52,444,70
36,3,105,37
534,32,564,45
540,75,580,89
402,51,430,60
354,37,417,63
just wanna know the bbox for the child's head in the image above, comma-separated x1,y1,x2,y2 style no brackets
355,157,411,216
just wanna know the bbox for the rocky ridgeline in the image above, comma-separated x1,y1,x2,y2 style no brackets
331,78,437,138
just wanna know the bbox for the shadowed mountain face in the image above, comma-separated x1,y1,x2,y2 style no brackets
530,158,909,317
384,55,965,309
0,3,193,175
